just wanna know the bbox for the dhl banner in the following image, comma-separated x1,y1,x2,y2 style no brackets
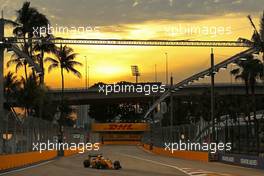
91,123,150,132
102,134,142,141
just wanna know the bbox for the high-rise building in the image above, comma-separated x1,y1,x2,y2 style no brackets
76,105,93,130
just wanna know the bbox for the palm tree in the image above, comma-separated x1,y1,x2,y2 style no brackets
45,45,82,102
4,72,21,104
33,35,55,85
18,75,39,117
7,44,30,80
14,1,49,39
228,50,263,153
45,45,82,148
230,54,263,154
13,1,49,78
247,12,264,69
230,54,263,95
260,11,264,45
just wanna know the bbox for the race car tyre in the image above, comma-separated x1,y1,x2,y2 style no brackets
113,161,121,170
83,160,90,168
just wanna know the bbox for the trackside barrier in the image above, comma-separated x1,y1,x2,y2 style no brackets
142,143,209,162
219,153,264,170
0,151,57,171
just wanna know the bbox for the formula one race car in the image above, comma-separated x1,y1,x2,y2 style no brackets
83,154,122,170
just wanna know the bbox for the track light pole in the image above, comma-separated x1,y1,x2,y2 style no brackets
155,64,157,82
165,53,168,85
170,75,174,140
85,56,88,89
210,48,215,143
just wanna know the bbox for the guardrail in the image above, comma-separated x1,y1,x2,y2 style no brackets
142,143,209,162
0,151,57,171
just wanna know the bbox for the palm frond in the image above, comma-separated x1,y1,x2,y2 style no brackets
45,44,82,80
7,58,21,68
65,67,70,72
66,53,79,60
4,19,19,26
44,57,59,64
15,62,24,73
10,52,22,60
68,60,83,67
260,11,264,41
230,68,240,75
68,67,82,78
48,63,58,73
63,45,73,55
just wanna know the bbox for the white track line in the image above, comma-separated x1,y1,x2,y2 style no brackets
0,160,55,175
120,153,192,176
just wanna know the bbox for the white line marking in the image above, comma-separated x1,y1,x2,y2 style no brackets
0,160,55,175
120,153,192,176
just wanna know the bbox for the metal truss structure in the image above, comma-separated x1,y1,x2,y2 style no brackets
143,47,258,119
2,37,253,47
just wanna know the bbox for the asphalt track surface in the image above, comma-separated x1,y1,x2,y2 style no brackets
2,145,263,176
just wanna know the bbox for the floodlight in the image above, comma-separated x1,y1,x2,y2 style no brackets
131,65,140,83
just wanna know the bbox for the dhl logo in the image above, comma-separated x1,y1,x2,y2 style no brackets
91,123,150,132
108,124,133,130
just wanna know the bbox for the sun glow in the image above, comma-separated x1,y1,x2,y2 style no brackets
96,65,128,76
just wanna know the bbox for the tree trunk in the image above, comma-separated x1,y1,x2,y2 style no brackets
23,35,28,81
58,67,64,156
24,63,28,81
39,50,45,85
38,50,45,120
61,67,64,104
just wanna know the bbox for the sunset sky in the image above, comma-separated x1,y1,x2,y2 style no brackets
1,0,264,88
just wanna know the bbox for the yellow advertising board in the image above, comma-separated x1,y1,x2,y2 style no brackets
91,123,150,132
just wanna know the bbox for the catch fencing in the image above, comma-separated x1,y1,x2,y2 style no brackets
142,114,264,155
0,111,86,154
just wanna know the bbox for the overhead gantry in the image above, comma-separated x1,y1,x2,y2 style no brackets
3,37,254,47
